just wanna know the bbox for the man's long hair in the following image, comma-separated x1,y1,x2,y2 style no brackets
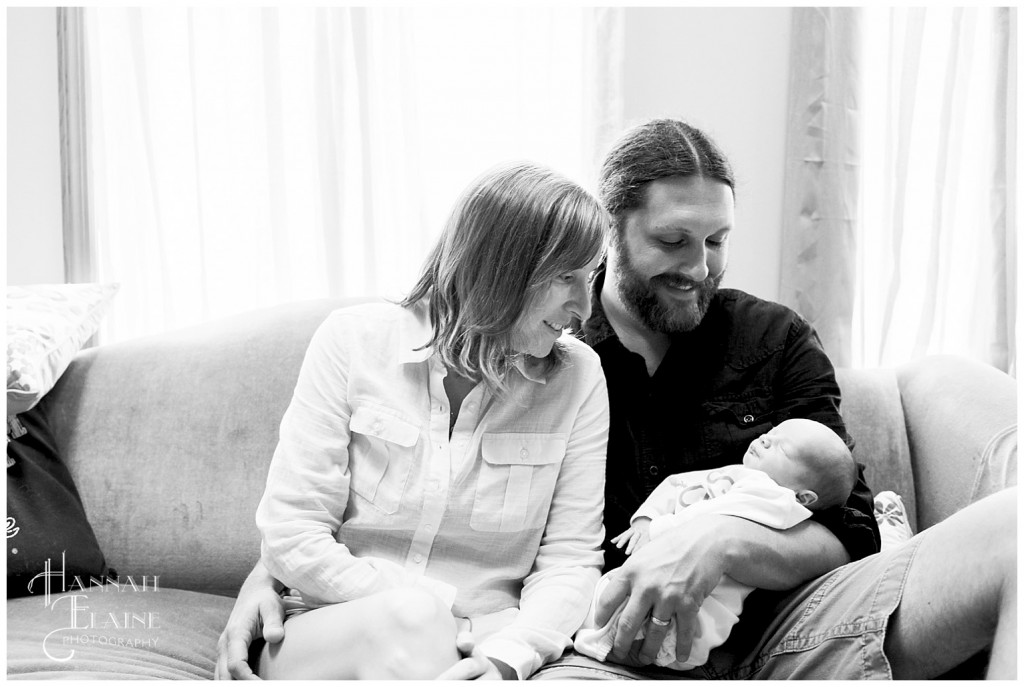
599,118,736,236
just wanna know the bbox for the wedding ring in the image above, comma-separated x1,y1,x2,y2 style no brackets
649,615,671,627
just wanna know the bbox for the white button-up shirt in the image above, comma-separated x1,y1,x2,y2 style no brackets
256,301,608,677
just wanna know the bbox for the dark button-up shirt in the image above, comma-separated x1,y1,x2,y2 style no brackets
580,266,880,572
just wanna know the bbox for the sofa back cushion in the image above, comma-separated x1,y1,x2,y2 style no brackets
835,367,917,531
43,298,365,596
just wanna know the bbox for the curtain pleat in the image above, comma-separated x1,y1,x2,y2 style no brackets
57,8,93,285
992,7,1016,376
876,10,923,364
911,9,966,360
779,8,862,367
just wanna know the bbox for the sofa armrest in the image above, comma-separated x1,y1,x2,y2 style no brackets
896,355,1017,531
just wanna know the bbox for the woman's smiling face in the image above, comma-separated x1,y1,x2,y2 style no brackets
513,255,602,358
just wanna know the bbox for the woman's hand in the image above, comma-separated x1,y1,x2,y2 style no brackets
434,628,510,680
215,562,286,680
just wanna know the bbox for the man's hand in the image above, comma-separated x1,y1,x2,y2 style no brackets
595,514,731,666
215,564,286,680
435,628,509,680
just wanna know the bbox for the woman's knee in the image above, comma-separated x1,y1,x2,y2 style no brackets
257,589,458,679
361,587,460,679
379,587,458,637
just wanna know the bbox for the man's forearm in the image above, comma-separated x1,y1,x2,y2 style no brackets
718,516,849,590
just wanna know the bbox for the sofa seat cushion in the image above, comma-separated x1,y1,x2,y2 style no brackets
6,587,231,679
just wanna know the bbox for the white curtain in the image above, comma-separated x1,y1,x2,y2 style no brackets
80,7,624,343
854,7,1016,374
781,7,1016,374
779,8,862,369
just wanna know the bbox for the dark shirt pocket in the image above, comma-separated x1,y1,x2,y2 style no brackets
701,396,775,464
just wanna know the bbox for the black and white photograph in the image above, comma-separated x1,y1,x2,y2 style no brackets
6,5,1018,680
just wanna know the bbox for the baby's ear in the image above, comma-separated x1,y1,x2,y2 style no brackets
795,489,819,508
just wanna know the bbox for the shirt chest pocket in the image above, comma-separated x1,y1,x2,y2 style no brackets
701,397,774,461
470,433,567,533
348,405,419,515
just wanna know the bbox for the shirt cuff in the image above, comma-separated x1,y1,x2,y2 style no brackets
477,636,537,680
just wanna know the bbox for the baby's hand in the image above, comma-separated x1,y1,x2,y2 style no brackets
610,517,651,555
610,528,634,550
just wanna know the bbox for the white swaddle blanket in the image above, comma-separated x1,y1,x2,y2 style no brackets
574,465,811,670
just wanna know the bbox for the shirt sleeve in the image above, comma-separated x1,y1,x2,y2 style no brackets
775,316,881,561
255,313,457,607
477,357,609,678
631,473,685,523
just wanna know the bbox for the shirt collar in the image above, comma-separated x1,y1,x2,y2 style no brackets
581,262,619,348
398,300,435,364
399,299,550,384
513,355,549,385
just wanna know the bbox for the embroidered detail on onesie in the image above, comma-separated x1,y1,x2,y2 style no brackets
676,470,736,509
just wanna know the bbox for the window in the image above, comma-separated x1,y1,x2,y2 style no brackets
79,8,622,342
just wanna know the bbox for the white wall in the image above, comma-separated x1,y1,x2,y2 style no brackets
7,7,65,285
5,8,791,298
622,8,791,302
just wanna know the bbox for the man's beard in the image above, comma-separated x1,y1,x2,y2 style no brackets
612,241,723,334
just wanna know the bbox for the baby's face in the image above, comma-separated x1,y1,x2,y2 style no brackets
742,420,822,491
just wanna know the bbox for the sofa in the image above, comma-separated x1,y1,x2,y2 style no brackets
6,298,1018,679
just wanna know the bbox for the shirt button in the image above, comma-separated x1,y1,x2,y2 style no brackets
373,420,384,432
424,524,433,533
743,414,755,424
413,554,424,563
648,465,660,477
520,449,529,458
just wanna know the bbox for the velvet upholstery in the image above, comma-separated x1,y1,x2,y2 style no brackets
7,298,1016,679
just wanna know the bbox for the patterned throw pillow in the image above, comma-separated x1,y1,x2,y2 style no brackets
7,405,114,598
873,490,914,551
6,283,119,415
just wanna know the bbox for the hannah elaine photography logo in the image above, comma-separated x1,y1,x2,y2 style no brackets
29,552,162,662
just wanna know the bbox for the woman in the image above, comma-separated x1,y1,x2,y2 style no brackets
245,162,609,679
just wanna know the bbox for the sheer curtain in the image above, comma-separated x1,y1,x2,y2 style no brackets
780,7,1016,374
779,8,861,369
855,7,1015,374
78,7,624,343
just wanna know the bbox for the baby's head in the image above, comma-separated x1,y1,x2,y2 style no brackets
742,418,856,510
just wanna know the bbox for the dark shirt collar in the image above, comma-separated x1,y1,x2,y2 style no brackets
581,263,618,347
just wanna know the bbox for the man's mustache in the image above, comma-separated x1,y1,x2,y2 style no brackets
649,274,710,290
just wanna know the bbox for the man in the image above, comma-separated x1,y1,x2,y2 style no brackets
217,119,1016,679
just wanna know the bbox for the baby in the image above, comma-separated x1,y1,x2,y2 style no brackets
574,418,857,671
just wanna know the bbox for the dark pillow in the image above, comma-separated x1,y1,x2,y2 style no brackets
7,405,113,597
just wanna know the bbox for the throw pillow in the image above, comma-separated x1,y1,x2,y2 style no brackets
873,490,914,552
7,282,120,416
7,405,113,598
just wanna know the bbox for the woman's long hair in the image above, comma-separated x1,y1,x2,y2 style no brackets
401,162,608,395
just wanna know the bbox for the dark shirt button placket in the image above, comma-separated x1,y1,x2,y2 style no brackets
644,463,661,492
